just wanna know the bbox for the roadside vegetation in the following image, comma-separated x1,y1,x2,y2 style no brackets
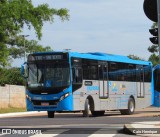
0,107,26,114
0,68,25,86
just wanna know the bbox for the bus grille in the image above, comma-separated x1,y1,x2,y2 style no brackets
32,100,59,106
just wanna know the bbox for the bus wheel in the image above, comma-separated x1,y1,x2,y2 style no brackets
82,99,90,117
120,98,135,115
47,111,55,118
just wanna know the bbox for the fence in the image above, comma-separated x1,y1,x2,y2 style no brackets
0,85,26,108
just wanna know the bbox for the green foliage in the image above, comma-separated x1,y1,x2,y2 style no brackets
8,37,53,59
0,43,9,67
151,22,158,29
148,53,159,66
0,0,69,67
0,0,69,39
148,45,158,53
128,54,144,61
0,68,25,86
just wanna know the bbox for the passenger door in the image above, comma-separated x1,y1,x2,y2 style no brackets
99,62,109,99
136,65,144,98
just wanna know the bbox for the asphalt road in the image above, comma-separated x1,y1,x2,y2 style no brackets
0,112,159,136
0,114,159,126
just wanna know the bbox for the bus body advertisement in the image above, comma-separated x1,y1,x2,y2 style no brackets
21,51,156,118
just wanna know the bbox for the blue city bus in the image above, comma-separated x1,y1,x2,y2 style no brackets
153,64,160,107
21,51,153,118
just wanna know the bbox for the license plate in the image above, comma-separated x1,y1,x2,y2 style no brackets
41,102,49,106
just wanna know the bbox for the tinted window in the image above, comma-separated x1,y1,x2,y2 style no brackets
82,59,98,80
108,62,136,82
72,68,82,84
126,64,136,81
144,65,152,82
154,69,160,92
108,62,118,81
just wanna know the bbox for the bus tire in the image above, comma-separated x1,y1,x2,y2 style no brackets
82,99,90,117
120,98,135,115
47,111,55,118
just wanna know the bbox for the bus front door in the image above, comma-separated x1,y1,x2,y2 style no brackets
99,63,109,99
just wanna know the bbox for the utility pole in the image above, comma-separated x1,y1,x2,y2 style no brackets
21,35,29,62
157,0,160,62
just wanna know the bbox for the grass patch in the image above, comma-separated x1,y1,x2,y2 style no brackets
0,107,26,114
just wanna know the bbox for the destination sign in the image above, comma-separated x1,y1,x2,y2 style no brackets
28,54,67,61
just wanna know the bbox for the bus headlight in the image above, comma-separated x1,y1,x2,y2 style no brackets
64,93,69,98
59,92,70,101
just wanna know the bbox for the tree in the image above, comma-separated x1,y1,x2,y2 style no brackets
0,43,9,67
128,54,145,61
8,36,53,59
148,53,159,66
0,0,69,67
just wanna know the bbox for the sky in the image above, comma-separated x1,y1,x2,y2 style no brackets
13,0,153,67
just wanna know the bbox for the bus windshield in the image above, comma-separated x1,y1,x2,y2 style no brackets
27,62,70,89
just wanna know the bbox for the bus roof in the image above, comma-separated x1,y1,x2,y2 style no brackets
68,52,152,66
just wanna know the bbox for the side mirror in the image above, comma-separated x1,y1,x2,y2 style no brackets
21,62,28,78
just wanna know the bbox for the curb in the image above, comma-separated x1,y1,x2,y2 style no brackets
0,111,45,118
123,124,136,135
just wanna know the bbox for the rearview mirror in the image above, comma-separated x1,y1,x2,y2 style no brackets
21,62,28,78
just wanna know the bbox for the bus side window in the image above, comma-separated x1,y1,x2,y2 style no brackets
72,68,82,84
144,66,151,82
98,65,103,80
108,62,117,81
127,64,136,82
